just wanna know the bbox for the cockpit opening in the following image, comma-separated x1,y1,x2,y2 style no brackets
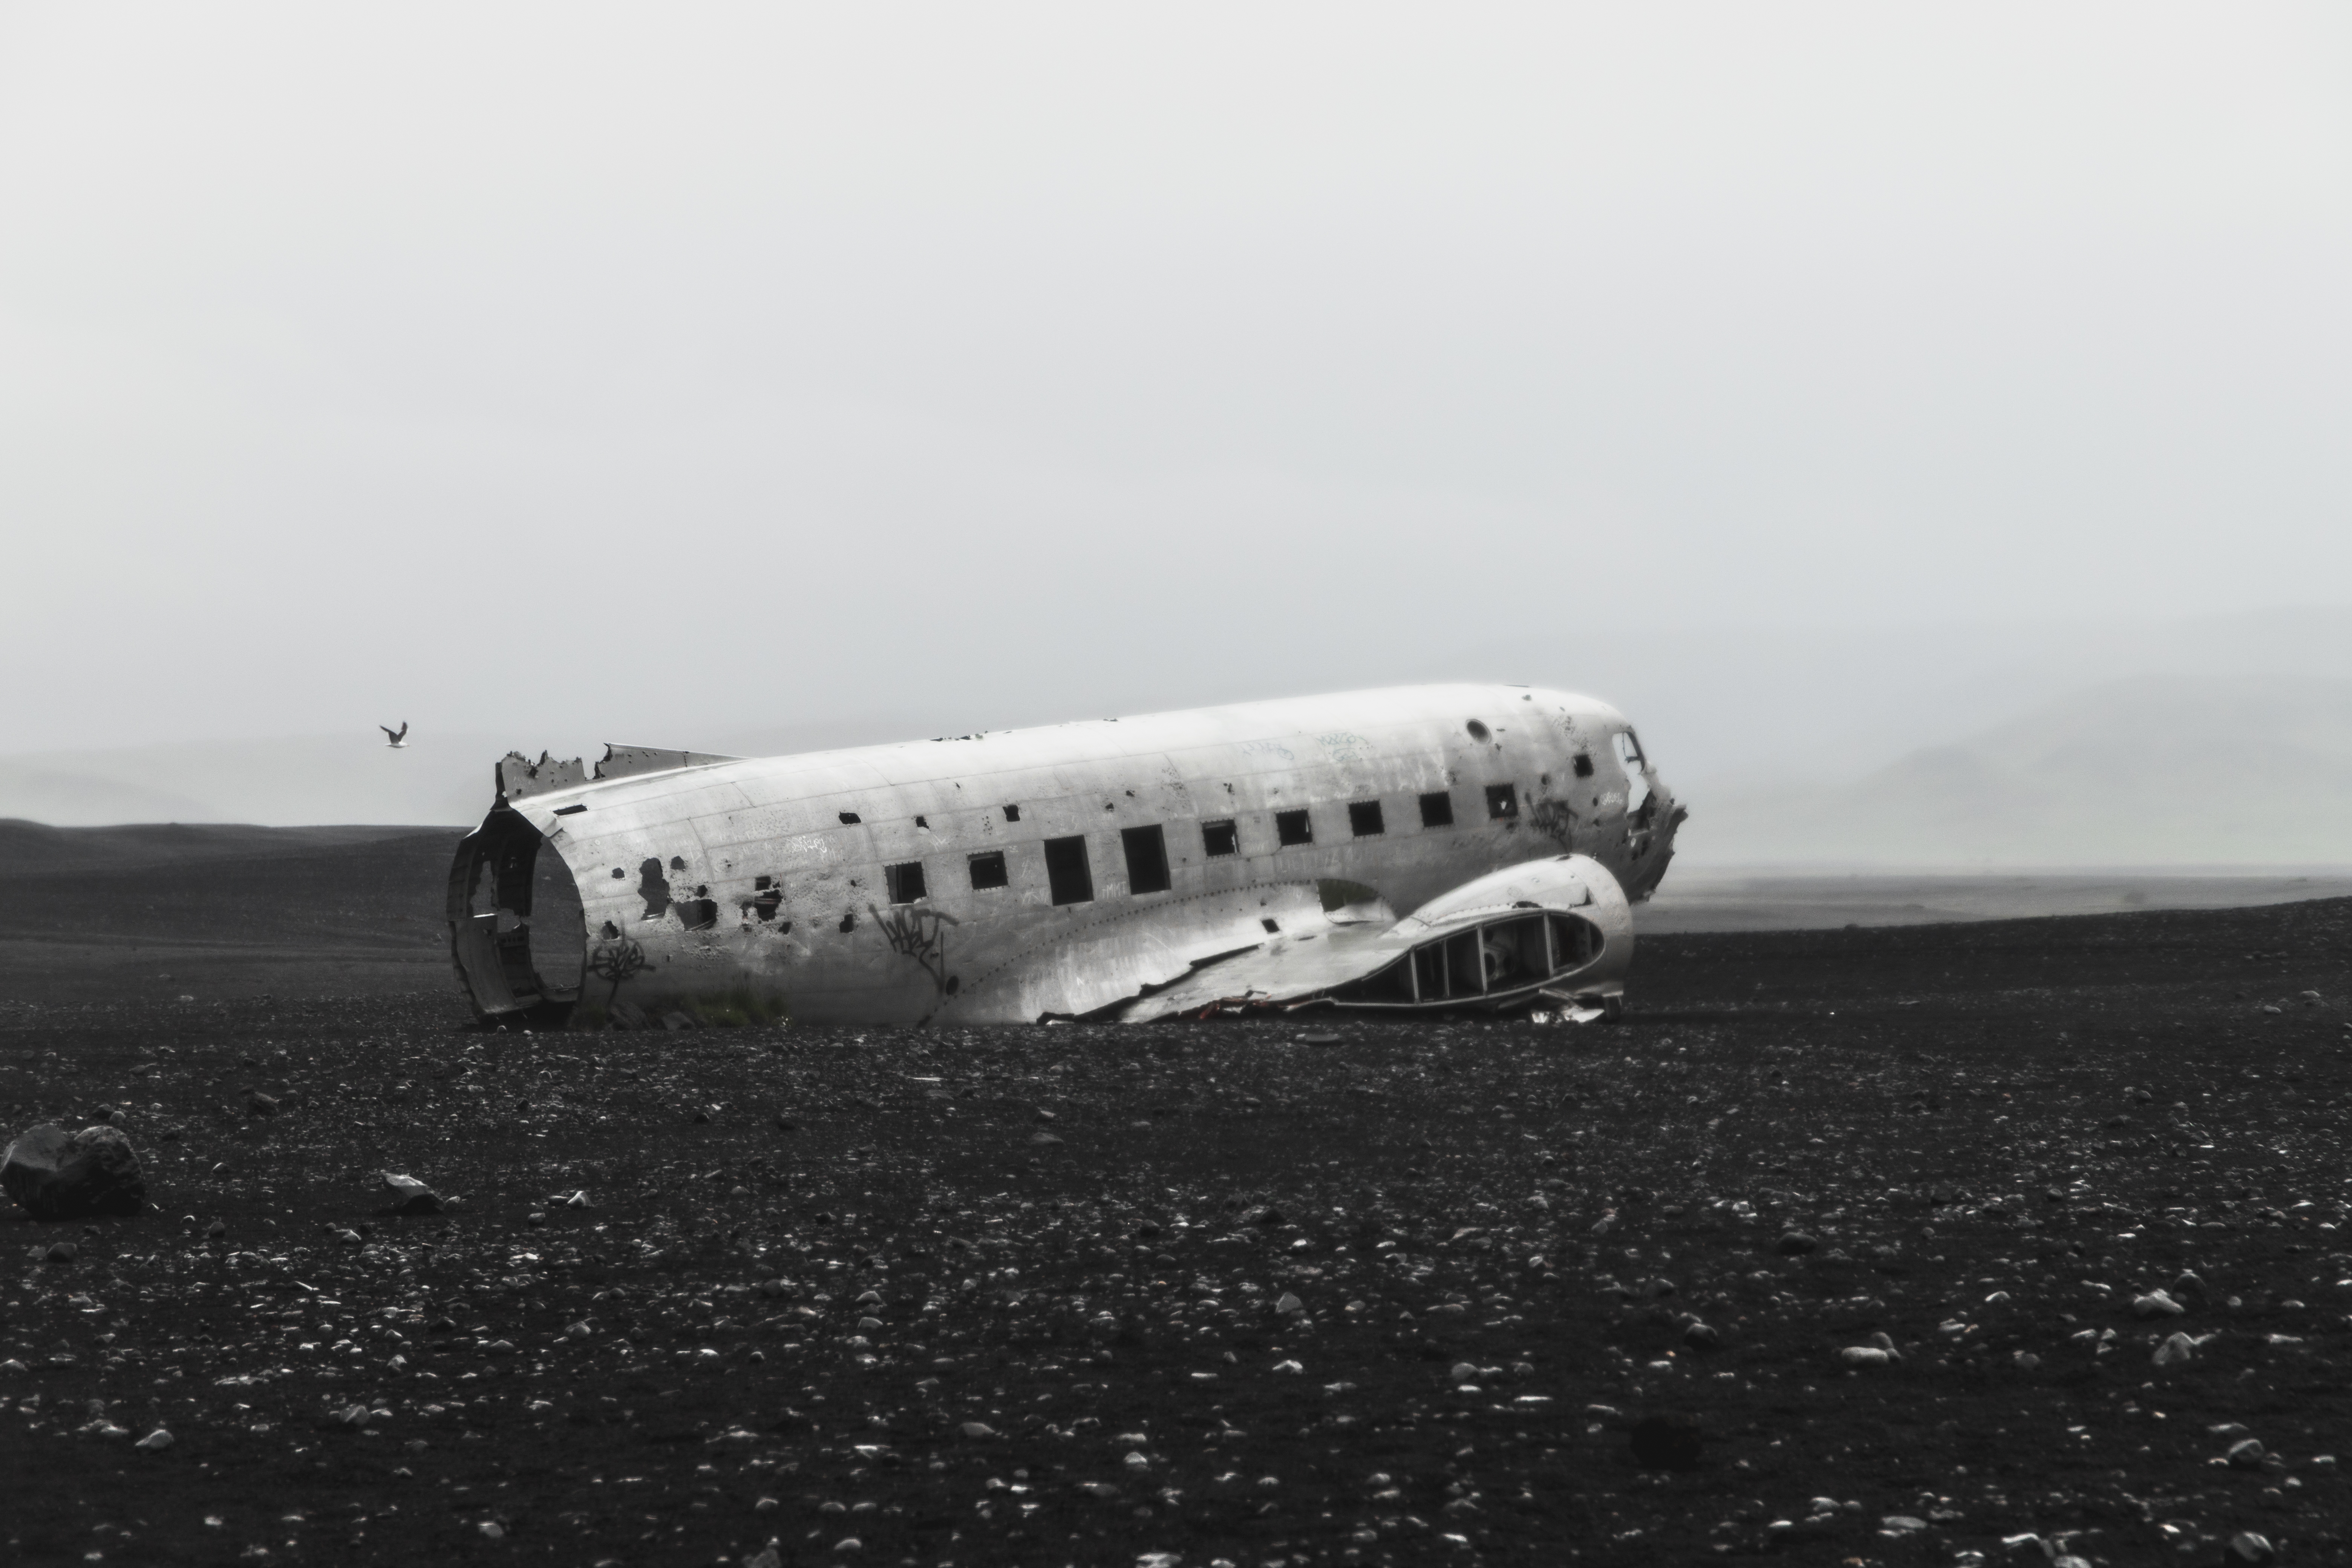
447,805,586,1024
1325,909,1608,1009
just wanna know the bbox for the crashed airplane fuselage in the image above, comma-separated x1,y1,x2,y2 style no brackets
447,684,1684,1027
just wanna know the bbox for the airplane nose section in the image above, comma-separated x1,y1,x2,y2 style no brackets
1624,779,1684,902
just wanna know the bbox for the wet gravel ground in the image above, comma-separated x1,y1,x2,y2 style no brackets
3,898,2351,1566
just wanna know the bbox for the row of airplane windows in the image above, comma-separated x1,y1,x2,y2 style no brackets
878,783,1525,907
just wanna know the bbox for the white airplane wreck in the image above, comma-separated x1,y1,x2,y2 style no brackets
447,685,1684,1028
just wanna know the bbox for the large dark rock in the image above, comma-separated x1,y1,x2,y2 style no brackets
2,1124,147,1220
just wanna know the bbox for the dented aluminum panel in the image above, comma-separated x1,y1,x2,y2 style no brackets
446,684,1683,1026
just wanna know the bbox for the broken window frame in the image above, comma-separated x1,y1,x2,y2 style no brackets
1418,790,1455,828
1120,824,1172,896
967,850,1009,890
1485,783,1519,821
1347,800,1385,838
1275,808,1314,847
1200,819,1239,858
1325,910,1609,1008
883,861,928,905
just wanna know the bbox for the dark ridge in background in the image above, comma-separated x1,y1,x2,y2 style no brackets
8,821,2352,1013
0,820,461,1006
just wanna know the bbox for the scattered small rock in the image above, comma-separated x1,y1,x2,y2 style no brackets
380,1172,441,1215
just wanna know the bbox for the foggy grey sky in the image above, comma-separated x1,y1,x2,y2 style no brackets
5,5,2350,764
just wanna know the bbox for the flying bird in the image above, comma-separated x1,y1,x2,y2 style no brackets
381,722,409,749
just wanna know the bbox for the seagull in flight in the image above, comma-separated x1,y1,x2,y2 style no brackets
381,722,409,749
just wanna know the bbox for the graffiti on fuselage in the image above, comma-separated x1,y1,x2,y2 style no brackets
589,936,651,1005
870,903,962,998
1530,798,1577,852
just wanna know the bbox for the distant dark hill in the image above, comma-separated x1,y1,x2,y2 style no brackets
0,819,460,873
1690,673,2352,865
0,822,467,1007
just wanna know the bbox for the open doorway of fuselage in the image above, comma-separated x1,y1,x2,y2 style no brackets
447,806,586,1023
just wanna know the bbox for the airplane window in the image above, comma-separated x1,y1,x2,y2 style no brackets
1348,800,1385,837
1276,808,1314,846
1482,927,1522,986
1122,825,1171,894
1485,915,1546,983
1418,791,1454,827
1548,913,1601,969
1201,819,1239,857
884,862,927,904
1043,836,1094,905
1485,784,1518,820
1465,719,1490,741
1445,930,1485,992
1329,955,1416,1004
1413,943,1447,998
968,851,1009,890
